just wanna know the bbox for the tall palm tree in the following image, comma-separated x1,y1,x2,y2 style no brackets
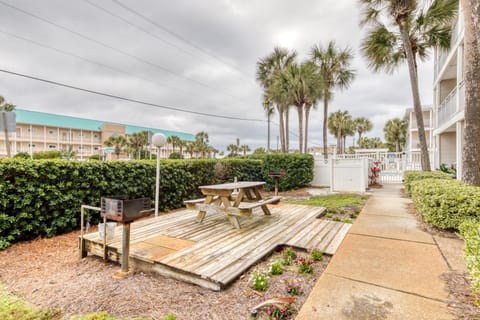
302,62,323,154
257,47,297,153
342,117,356,153
128,131,148,159
104,135,127,159
195,131,209,158
177,140,186,156
328,110,353,154
0,96,15,157
185,142,195,158
384,118,407,152
240,144,251,155
354,117,373,146
359,0,458,170
311,41,355,158
360,136,385,149
461,0,480,185
263,100,275,152
227,144,239,157
166,135,181,153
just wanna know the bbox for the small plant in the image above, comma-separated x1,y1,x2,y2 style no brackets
284,278,303,295
354,207,361,214
162,314,177,320
332,216,341,222
280,247,297,265
268,260,284,275
343,218,353,224
325,212,333,219
310,249,323,261
369,160,381,185
349,212,357,219
295,256,313,273
250,270,269,291
266,303,294,319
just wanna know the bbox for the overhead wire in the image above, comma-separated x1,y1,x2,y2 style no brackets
0,0,256,106
0,68,266,123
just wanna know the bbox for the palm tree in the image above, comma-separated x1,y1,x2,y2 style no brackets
384,118,407,152
166,135,181,153
185,142,195,158
240,144,251,155
311,41,355,158
359,0,458,170
263,100,274,152
128,131,148,159
0,96,15,157
360,136,385,149
461,0,480,185
104,135,127,159
328,110,353,154
257,47,297,153
177,140,186,157
302,62,323,154
342,117,356,153
227,144,239,157
354,117,373,147
195,131,209,158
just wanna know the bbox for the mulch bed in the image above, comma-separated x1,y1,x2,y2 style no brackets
0,221,329,319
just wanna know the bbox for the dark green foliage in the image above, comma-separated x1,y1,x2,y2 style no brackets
168,152,184,159
256,153,314,191
403,170,452,196
459,220,480,297
13,152,30,159
410,178,480,230
217,158,263,183
32,151,61,159
88,155,102,161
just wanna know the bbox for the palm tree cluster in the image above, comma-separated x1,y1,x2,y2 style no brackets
384,118,407,152
359,0,458,170
226,142,250,157
328,111,373,154
256,42,355,155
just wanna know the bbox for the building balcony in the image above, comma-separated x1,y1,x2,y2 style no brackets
434,13,464,80
437,82,464,128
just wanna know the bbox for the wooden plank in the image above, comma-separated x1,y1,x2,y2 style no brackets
311,222,344,253
286,219,329,248
323,223,351,255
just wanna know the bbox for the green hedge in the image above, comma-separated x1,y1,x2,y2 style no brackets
410,178,480,230
404,170,453,196
459,220,480,297
0,156,310,248
255,153,314,191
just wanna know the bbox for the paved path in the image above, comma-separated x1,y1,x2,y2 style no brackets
297,184,456,320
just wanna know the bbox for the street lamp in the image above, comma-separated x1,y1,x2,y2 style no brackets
152,133,166,217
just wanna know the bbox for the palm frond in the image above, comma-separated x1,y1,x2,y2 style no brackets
361,24,403,73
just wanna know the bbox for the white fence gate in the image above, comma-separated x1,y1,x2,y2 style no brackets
312,158,369,192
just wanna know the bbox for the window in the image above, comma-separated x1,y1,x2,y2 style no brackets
94,134,98,138
79,133,84,137
94,146,99,150
49,130,54,134
28,144,36,148
48,145,56,149
27,128,36,133
78,146,84,150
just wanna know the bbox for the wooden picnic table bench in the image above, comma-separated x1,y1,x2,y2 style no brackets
183,181,281,229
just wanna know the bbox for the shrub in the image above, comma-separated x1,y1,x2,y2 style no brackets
280,247,297,266
410,179,480,230
404,170,452,196
310,249,323,261
32,151,62,159
294,256,313,273
88,155,102,161
168,152,183,159
459,220,480,298
284,278,303,295
268,260,284,275
250,270,268,291
266,303,294,320
13,152,30,159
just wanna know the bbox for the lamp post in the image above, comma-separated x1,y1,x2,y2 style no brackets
152,133,166,217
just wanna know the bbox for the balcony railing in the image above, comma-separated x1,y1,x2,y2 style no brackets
434,13,464,79
437,82,464,127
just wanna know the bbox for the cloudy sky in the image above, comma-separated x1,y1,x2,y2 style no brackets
0,0,434,152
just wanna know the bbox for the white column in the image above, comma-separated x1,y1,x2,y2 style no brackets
456,121,463,180
456,44,464,112
29,124,33,157
44,126,47,151
80,129,83,160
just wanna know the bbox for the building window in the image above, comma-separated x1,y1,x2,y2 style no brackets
49,130,54,134
27,128,36,133
94,134,98,138
79,133,84,137
94,146,99,150
48,145,56,149
28,144,36,148
78,146,83,150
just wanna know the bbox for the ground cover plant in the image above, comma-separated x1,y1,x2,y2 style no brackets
287,193,369,222
0,285,60,320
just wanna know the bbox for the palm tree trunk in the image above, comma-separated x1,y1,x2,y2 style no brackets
297,105,304,154
304,104,311,154
337,129,342,155
396,139,400,152
285,106,290,152
343,135,346,154
470,0,480,54
323,94,329,159
277,105,286,153
398,18,431,171
357,131,362,147
461,0,480,185
2,112,10,157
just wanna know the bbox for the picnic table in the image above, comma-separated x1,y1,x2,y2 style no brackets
184,181,281,229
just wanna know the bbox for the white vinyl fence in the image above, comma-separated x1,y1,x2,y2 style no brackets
311,158,369,192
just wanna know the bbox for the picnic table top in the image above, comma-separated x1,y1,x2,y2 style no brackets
199,181,266,190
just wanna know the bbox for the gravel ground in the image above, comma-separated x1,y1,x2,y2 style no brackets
0,188,330,319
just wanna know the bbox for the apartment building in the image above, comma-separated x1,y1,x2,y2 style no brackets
403,107,434,169
432,5,464,177
0,109,195,159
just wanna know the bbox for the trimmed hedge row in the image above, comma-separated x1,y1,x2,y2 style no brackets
410,178,480,230
404,170,453,196
459,220,480,297
0,154,313,248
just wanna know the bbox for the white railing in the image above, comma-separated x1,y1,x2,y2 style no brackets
458,81,465,111
437,87,458,127
434,13,464,79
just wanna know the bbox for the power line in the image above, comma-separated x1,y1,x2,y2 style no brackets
111,0,256,82
0,0,255,106
0,68,266,123
0,28,245,109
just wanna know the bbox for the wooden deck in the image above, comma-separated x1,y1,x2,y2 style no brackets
82,204,351,291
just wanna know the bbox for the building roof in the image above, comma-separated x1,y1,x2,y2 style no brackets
15,109,195,141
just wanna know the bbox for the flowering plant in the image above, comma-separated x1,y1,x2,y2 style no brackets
250,270,269,291
284,278,303,295
294,256,313,273
268,259,284,275
266,303,294,319
369,160,381,185
280,247,297,266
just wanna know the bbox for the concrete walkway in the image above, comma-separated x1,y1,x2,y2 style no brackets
297,184,457,320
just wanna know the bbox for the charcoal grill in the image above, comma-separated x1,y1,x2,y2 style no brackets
100,196,154,276
268,170,286,196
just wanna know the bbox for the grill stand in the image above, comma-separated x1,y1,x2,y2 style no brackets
112,222,131,279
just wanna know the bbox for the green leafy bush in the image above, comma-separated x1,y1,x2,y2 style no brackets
310,249,323,261
168,152,184,159
459,220,480,298
254,153,314,191
404,170,452,196
410,179,480,230
13,152,30,159
32,150,62,159
250,270,268,291
268,259,284,275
